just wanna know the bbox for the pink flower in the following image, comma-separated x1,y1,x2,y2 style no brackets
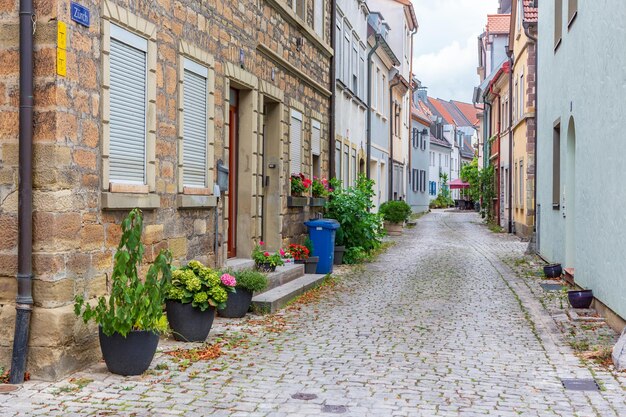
220,273,237,287
264,251,270,257
279,248,285,256
259,241,265,246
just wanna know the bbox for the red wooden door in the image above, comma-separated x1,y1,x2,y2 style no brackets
227,89,238,258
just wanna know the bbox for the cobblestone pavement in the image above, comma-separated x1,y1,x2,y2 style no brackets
2,211,626,416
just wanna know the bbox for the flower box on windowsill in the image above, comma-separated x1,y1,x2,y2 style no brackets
287,196,308,207
309,197,327,207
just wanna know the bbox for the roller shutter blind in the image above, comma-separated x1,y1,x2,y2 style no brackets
290,110,303,174
311,120,321,156
314,0,323,37
109,25,147,184
183,59,208,187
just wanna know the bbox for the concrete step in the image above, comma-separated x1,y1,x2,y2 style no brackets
251,273,327,314
261,263,305,294
224,258,255,271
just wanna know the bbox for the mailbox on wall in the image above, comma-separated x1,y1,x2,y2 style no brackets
216,159,229,193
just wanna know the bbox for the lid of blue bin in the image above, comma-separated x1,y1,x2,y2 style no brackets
304,219,340,230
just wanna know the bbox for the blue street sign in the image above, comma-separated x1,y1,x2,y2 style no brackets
70,2,90,27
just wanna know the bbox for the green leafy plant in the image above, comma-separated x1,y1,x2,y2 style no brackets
251,241,285,267
335,227,345,246
325,175,384,258
232,269,268,293
379,200,412,224
479,163,496,221
460,157,480,201
74,209,172,337
304,237,314,255
166,261,236,311
344,246,368,264
311,177,331,198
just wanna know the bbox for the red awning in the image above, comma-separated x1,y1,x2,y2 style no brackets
449,178,470,189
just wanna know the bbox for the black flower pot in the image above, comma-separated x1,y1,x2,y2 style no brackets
304,256,319,274
543,263,562,278
218,289,253,318
568,289,593,309
256,262,276,273
166,300,215,342
98,327,159,376
333,246,345,265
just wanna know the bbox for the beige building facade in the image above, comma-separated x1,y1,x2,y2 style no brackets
0,0,332,379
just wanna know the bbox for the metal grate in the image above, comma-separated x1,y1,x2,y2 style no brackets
540,283,566,291
561,378,600,391
291,393,318,401
322,405,348,414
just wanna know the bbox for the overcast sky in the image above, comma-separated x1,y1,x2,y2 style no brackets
411,0,499,103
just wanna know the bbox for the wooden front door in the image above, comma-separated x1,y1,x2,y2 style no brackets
227,88,239,258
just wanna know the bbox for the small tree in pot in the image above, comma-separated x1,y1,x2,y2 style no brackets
218,269,268,318
165,261,236,342
74,209,172,376
379,200,411,236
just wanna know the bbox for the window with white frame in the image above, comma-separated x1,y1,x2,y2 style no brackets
108,24,148,184
343,144,349,186
351,148,356,186
519,72,524,119
519,159,524,208
290,109,303,175
352,39,358,93
420,170,426,193
373,67,379,110
314,0,324,38
412,169,418,192
359,46,365,98
182,58,209,188
343,28,350,83
335,18,342,81
381,74,386,114
334,140,341,179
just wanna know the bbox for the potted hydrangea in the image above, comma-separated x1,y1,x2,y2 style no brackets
165,261,236,342
252,241,285,272
218,269,268,318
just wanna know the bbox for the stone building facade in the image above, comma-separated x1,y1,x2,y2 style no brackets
0,0,332,379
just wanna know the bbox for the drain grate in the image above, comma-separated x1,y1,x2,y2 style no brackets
540,283,566,291
561,378,600,391
291,393,318,401
322,405,348,414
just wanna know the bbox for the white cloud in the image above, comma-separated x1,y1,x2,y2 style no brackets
411,0,500,101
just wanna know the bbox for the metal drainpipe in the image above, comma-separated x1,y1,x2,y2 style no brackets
388,76,401,201
407,27,417,192
10,0,35,384
507,51,514,234
329,0,336,179
366,35,381,180
524,21,538,250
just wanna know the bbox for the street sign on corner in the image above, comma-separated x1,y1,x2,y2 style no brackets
70,2,90,27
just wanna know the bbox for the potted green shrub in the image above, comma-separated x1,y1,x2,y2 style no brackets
333,227,346,265
379,200,412,236
165,261,236,342
252,241,284,272
218,269,268,318
74,209,172,376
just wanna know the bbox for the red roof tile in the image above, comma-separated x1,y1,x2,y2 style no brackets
451,101,482,127
487,14,510,34
523,0,538,23
428,97,456,126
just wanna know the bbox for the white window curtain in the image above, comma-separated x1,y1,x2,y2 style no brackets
182,58,208,187
109,25,148,184
290,110,303,175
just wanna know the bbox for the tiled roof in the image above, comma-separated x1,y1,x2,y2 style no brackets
411,103,430,124
460,138,475,159
430,134,451,149
427,97,455,126
523,0,538,23
441,100,472,128
452,101,482,126
487,14,510,34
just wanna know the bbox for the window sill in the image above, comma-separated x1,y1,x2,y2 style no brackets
177,194,218,209
102,192,160,210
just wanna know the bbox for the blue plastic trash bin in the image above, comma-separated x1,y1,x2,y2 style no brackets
303,219,340,274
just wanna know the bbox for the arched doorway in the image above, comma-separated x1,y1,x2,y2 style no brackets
565,117,576,268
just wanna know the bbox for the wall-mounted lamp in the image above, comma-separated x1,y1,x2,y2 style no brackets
295,37,303,51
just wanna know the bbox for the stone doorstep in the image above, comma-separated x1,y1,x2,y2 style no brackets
251,273,327,314
224,258,255,271
261,263,305,294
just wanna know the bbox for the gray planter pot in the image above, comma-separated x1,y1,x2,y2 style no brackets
304,256,319,274
99,327,159,376
309,197,327,207
333,246,345,265
287,196,308,207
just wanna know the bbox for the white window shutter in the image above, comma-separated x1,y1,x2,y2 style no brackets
314,0,323,37
290,110,303,174
311,120,321,156
109,28,147,184
183,60,208,188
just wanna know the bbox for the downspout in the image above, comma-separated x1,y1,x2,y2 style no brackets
10,0,35,384
329,0,336,179
407,27,417,195
507,51,514,234
524,21,538,250
388,76,401,201
366,35,381,180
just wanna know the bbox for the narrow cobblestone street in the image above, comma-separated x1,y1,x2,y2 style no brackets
2,211,626,416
